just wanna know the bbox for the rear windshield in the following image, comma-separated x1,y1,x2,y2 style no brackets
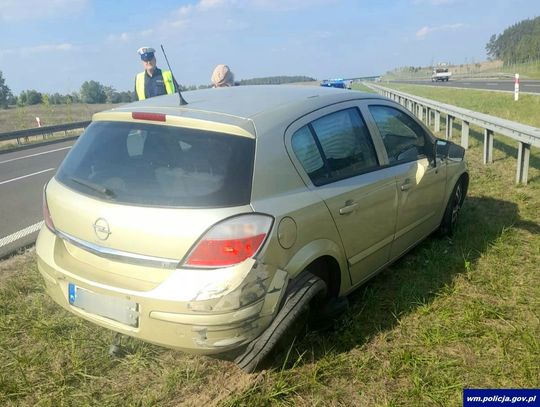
56,121,255,207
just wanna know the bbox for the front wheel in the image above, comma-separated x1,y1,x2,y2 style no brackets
439,179,465,237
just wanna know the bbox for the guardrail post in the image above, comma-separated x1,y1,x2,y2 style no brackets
418,105,424,121
516,142,531,184
461,121,470,149
483,129,494,164
427,108,432,126
434,111,441,132
445,115,454,139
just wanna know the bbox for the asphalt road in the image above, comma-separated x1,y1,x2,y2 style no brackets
394,79,540,94
0,140,74,258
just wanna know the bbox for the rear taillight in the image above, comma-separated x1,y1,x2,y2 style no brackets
182,214,274,268
42,187,56,232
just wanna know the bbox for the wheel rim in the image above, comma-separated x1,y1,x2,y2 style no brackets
450,183,463,228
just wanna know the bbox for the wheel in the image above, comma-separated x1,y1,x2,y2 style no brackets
439,179,465,237
234,272,327,373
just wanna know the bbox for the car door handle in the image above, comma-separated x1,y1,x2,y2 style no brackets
400,181,412,191
339,201,358,215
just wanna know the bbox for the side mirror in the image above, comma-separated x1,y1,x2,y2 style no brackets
435,139,449,158
434,139,465,163
432,139,449,167
448,142,465,161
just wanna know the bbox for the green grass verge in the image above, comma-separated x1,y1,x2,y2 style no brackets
351,83,376,93
374,82,540,128
0,103,113,134
0,94,539,406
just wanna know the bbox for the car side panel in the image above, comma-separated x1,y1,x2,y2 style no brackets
312,169,398,286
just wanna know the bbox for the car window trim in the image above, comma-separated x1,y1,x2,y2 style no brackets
361,101,433,168
287,105,382,188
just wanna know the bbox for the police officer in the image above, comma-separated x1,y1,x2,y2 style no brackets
134,47,177,100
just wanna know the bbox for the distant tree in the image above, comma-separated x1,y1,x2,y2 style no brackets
486,16,540,64
47,93,65,104
7,94,17,106
103,85,122,103
19,89,42,105
80,80,106,104
69,92,81,104
238,75,316,86
18,91,27,106
0,70,13,109
118,91,133,103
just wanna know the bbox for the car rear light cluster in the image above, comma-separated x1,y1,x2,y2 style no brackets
42,187,56,232
182,214,274,268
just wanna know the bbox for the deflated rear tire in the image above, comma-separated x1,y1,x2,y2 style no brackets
234,272,327,373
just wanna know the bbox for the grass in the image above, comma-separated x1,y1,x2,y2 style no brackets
1,90,539,406
351,83,376,93
383,59,540,81
0,103,113,151
0,103,113,133
372,82,540,128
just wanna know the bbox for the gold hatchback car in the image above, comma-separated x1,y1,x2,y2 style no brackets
36,85,468,372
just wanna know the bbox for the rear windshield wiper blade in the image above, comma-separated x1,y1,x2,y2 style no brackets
69,177,116,199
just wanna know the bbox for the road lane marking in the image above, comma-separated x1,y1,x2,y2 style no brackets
0,221,44,249
0,168,55,185
0,146,71,165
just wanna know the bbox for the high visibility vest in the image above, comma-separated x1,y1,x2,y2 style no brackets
135,70,175,100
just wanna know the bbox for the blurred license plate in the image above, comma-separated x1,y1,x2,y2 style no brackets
68,283,139,327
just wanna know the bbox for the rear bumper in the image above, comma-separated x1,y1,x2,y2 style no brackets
36,227,288,355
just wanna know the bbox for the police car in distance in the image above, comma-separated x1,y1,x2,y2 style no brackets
320,78,348,89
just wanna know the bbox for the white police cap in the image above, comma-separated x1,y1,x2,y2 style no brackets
137,47,156,55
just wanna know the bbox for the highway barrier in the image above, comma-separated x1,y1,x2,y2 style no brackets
365,83,540,184
0,121,90,145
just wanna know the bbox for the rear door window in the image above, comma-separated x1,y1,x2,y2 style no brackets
57,121,255,207
368,105,427,164
291,108,379,186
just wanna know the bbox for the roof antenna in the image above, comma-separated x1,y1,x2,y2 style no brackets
160,44,188,106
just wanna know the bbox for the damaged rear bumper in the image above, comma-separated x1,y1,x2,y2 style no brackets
36,227,289,355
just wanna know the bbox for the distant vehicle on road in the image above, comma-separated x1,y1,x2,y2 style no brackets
320,78,347,89
431,67,451,82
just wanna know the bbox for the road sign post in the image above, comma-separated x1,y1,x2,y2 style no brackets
514,73,520,101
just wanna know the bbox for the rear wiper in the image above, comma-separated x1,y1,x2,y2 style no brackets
69,177,116,199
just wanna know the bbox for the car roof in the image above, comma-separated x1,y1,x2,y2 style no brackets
98,85,386,138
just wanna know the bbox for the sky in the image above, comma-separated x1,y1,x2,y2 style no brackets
0,0,538,94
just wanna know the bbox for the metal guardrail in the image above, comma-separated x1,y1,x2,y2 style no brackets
365,83,540,184
0,121,90,143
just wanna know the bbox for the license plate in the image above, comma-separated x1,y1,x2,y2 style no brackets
68,283,139,327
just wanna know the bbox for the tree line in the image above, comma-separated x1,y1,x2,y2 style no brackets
0,72,317,109
486,16,540,64
238,75,315,85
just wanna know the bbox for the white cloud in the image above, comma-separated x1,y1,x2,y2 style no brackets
416,23,465,38
0,0,88,22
